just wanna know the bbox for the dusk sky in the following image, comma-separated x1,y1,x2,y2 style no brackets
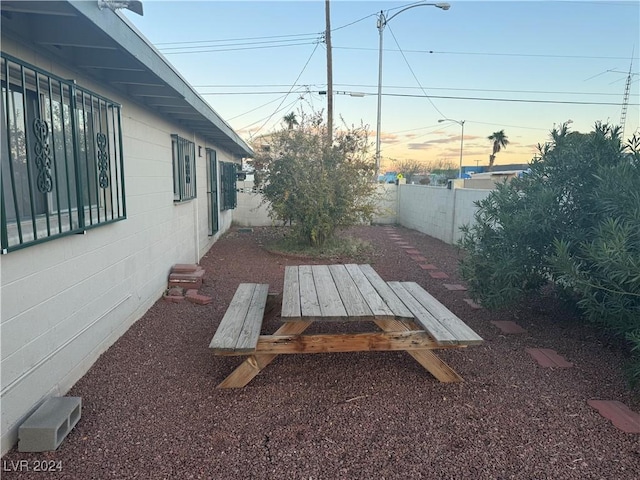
124,0,640,171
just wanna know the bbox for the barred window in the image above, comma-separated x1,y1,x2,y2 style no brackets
171,134,196,202
220,162,237,211
1,53,126,253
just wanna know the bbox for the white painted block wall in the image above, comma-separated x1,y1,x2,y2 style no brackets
0,39,238,454
396,185,491,244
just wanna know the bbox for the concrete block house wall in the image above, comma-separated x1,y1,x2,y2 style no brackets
0,1,251,454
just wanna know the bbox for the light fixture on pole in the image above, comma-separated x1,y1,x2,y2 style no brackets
375,2,450,179
438,118,465,179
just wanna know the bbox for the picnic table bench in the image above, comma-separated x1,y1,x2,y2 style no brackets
210,264,483,388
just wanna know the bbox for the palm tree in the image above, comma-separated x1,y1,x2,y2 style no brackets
283,112,299,130
487,130,509,171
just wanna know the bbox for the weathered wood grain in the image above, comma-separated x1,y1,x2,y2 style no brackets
358,264,413,319
252,331,439,354
209,283,256,353
388,282,458,345
343,264,395,318
400,282,483,345
299,265,322,318
329,265,374,318
281,266,301,319
235,284,270,352
312,265,348,319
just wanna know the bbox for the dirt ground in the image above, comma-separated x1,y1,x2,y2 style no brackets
3,225,639,479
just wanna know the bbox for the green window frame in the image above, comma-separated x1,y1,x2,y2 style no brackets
1,53,126,254
220,162,237,211
171,134,196,202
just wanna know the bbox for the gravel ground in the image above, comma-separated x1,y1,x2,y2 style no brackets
3,225,639,479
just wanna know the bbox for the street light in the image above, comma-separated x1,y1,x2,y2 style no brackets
375,2,450,178
438,118,465,179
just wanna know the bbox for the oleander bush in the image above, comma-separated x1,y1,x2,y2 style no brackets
459,122,640,385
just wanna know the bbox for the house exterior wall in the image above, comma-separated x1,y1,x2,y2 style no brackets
0,38,238,454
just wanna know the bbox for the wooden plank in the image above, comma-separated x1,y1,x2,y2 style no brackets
209,284,255,353
388,282,458,345
252,330,439,354
401,282,483,345
373,319,464,383
217,321,313,388
328,264,373,319
281,266,301,319
357,264,414,319
298,265,322,318
312,265,348,319
346,265,413,320
235,284,270,352
343,264,395,318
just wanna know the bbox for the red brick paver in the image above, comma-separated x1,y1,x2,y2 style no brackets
463,298,483,309
492,321,527,334
525,348,573,368
409,255,427,263
405,249,421,255
587,400,640,433
428,271,449,279
419,264,439,270
443,284,468,291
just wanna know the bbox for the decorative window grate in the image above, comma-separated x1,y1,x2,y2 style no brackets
220,162,237,211
171,134,196,202
1,53,126,253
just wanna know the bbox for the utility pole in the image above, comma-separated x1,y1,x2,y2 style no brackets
325,0,333,145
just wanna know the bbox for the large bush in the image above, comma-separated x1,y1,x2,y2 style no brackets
459,123,640,383
252,112,377,247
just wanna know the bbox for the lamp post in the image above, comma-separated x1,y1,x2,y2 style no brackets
375,2,450,179
438,118,465,178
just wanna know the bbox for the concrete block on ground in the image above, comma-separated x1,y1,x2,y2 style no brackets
19,397,81,452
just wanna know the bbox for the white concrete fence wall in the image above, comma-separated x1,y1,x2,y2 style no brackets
234,181,490,245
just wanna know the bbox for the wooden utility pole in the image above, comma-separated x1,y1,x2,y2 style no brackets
325,0,333,145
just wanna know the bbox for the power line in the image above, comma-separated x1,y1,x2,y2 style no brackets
161,41,319,55
154,32,320,46
245,43,321,137
387,24,447,118
199,90,633,106
193,83,638,98
333,45,638,61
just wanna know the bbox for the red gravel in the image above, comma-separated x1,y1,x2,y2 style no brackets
3,226,639,479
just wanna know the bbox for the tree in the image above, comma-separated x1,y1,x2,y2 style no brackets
253,110,377,247
282,112,299,130
392,158,426,183
487,130,509,171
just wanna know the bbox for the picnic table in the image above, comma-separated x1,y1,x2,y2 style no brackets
210,264,483,388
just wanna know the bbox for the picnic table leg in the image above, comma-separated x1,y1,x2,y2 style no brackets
374,319,464,383
217,321,313,388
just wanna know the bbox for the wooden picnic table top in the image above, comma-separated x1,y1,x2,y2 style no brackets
282,264,415,322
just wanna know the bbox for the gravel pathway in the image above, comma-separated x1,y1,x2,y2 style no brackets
3,226,639,479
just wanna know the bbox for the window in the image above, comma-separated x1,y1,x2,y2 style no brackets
1,53,126,253
171,134,196,202
206,148,219,235
220,162,237,211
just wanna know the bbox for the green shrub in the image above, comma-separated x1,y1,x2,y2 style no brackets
458,123,640,385
252,111,377,247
